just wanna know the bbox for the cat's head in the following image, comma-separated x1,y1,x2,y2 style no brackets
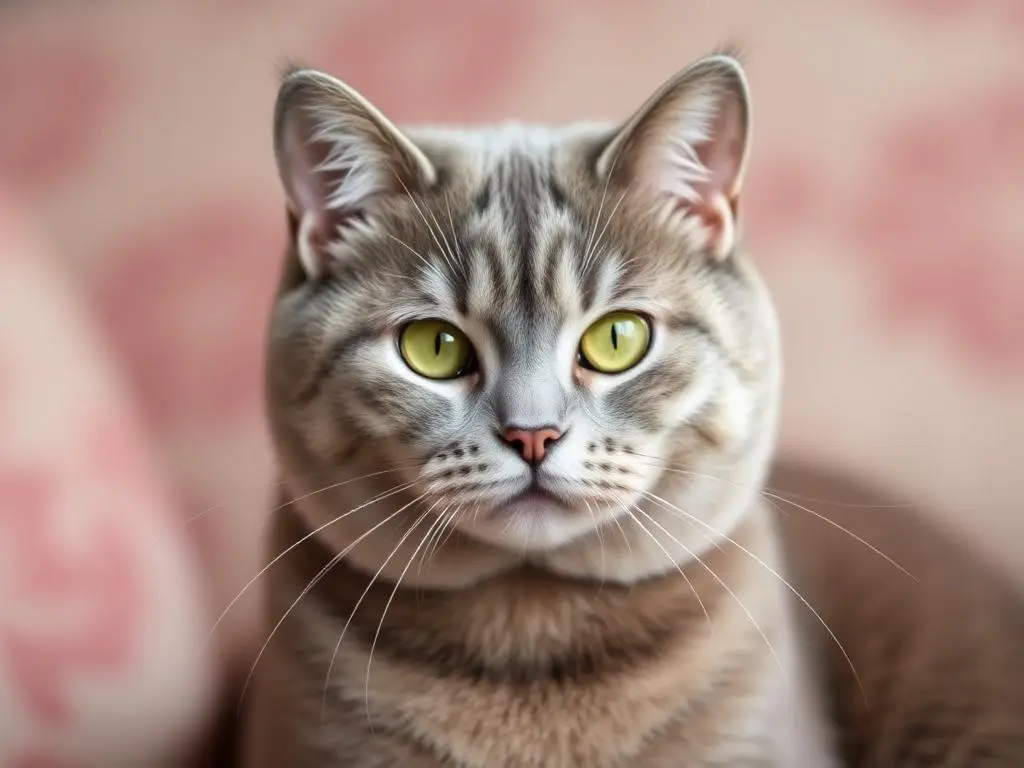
266,53,780,560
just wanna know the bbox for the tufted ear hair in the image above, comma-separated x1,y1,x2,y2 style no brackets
273,67,436,278
596,53,752,260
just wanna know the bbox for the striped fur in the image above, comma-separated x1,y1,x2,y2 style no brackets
249,54,839,766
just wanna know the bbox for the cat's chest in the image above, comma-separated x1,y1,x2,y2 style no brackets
273,574,784,767
304,623,773,767
254,506,830,767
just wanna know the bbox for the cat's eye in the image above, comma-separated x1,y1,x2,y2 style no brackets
578,311,651,374
399,319,475,380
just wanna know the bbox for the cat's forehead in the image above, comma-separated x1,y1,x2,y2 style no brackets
405,123,609,161
405,123,611,199
374,124,617,322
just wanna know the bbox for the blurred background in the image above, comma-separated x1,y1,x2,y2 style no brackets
0,1,1021,765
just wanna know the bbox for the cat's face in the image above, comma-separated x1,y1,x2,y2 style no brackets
267,55,779,554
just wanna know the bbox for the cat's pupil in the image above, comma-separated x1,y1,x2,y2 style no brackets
434,333,442,356
611,324,619,350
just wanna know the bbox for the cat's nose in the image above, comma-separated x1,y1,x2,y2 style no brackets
500,426,563,465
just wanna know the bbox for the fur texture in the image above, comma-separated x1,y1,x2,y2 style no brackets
773,463,1024,766
247,54,841,766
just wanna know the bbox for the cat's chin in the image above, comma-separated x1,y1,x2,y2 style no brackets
454,492,611,552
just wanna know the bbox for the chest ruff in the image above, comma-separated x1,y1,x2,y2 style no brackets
249,502,790,767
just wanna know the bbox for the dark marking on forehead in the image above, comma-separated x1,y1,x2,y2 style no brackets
483,313,512,361
547,175,569,211
482,238,506,298
448,230,471,315
493,152,543,317
492,150,547,210
473,179,491,214
453,282,469,316
486,149,589,321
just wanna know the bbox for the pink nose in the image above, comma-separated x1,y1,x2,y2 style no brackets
502,426,562,464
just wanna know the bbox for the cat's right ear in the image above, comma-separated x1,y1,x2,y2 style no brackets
595,54,751,261
273,68,436,279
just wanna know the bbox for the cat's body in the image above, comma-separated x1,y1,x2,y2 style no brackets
772,463,1024,766
242,52,1021,767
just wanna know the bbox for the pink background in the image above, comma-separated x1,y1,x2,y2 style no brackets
0,1,1021,764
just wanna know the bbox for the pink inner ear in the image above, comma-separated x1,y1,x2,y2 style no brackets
659,88,746,259
690,198,727,238
691,96,746,206
280,114,328,220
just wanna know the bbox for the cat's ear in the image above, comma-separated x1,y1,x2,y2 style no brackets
596,54,751,260
274,68,437,278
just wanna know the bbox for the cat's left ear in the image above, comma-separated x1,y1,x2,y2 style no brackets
273,67,437,279
596,54,751,260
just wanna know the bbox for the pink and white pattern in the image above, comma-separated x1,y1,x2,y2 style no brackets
846,81,1024,371
0,0,1021,763
0,194,211,765
0,32,120,194
96,199,282,432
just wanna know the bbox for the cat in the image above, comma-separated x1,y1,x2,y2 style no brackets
243,51,842,767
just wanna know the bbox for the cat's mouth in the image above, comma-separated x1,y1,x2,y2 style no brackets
496,475,575,513
462,476,616,550
507,485,567,508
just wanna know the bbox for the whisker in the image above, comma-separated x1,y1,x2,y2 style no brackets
581,167,611,275
385,232,444,281
613,496,711,628
419,191,459,274
205,477,421,645
584,499,607,586
609,509,633,554
584,190,627,275
426,501,461,565
182,460,422,525
632,454,916,581
414,498,450,577
236,496,416,713
581,132,631,278
444,192,465,263
364,508,447,730
627,500,787,680
758,487,918,581
434,501,467,555
631,451,916,508
319,494,433,723
387,166,457,278
640,488,866,704
375,270,417,282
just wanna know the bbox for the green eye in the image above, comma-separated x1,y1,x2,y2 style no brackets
399,319,474,380
579,311,651,374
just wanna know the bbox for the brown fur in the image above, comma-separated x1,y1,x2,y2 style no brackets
772,462,1024,766
244,491,807,767
224,463,1024,767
